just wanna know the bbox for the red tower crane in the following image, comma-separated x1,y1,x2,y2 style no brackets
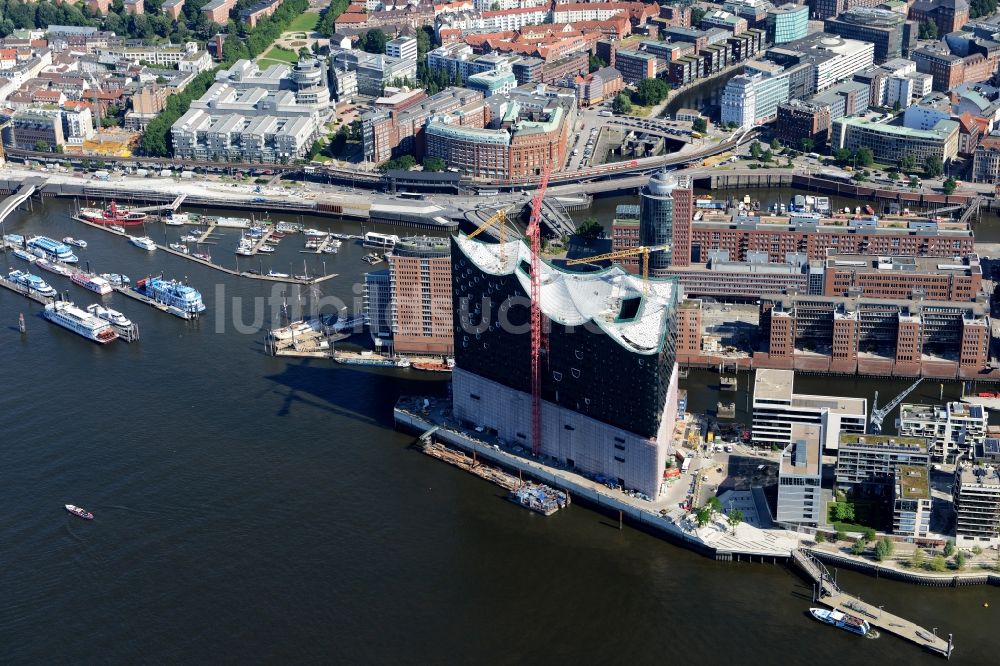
526,165,551,456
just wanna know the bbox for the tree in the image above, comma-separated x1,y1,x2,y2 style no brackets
695,507,712,527
909,176,920,188
306,139,324,160
918,20,938,40
924,154,944,178
422,156,446,172
955,551,967,570
378,154,417,172
973,545,984,556
769,137,781,151
835,529,847,543
727,509,744,532
612,92,632,115
692,117,707,133
633,78,670,106
899,154,918,172
588,54,606,73
33,140,50,152
863,527,877,543
943,176,957,195
832,502,855,522
815,531,826,543
691,6,707,26
834,147,852,166
799,137,814,153
892,99,901,114
944,540,956,557
851,538,866,556
888,170,900,181
971,0,999,19
749,141,762,160
362,28,387,54
762,149,773,162
930,555,948,572
910,548,925,569
708,496,723,513
856,147,874,167
875,538,894,562
576,217,604,240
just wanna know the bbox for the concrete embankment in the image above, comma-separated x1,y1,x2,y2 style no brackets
806,548,1000,588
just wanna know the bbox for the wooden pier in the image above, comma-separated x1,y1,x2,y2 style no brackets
194,222,217,244
249,229,274,255
794,549,954,659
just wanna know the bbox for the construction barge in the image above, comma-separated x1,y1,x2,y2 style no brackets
421,440,570,516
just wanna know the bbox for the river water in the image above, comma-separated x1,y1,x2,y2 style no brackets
2,199,997,664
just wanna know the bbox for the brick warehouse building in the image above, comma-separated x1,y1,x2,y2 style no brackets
759,294,990,376
683,214,974,265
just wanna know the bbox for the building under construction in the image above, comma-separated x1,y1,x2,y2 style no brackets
450,233,681,498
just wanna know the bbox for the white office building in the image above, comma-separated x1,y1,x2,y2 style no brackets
752,369,867,452
386,36,418,63
776,423,823,525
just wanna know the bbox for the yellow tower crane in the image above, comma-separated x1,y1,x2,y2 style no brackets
565,245,669,295
467,207,514,261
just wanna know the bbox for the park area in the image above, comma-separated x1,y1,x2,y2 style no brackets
287,12,320,32
258,46,300,66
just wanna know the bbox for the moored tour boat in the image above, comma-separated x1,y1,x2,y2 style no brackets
809,608,870,636
8,269,57,297
100,273,130,288
129,236,157,251
35,259,75,277
79,200,148,226
43,300,118,343
71,272,113,295
87,303,133,328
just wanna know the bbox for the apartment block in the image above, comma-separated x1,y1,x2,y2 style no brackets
676,299,703,356
835,433,930,485
899,402,989,462
953,460,1000,547
893,465,932,538
775,99,832,146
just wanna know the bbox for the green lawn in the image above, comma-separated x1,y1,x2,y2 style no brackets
287,12,320,31
259,46,300,64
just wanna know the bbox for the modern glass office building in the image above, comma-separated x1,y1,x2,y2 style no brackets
766,3,809,45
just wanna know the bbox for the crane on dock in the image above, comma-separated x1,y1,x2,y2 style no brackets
527,164,551,457
565,244,670,296
870,378,923,433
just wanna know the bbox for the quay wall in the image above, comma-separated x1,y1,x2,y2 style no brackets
393,408,732,560
806,548,1000,587
0,179,460,231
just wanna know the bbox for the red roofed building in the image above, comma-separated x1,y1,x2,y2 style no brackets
0,49,16,69
336,12,370,27
956,112,980,156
